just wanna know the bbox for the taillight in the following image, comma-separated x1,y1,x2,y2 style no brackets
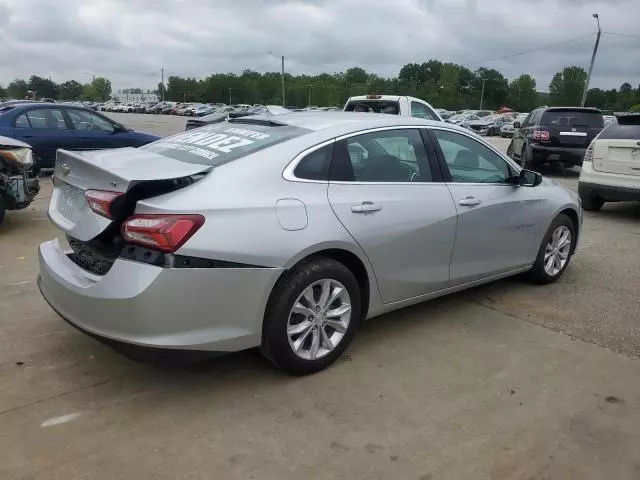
584,141,594,163
121,215,204,253
85,190,122,219
532,130,550,141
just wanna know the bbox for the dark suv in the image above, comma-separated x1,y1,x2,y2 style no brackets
507,107,604,170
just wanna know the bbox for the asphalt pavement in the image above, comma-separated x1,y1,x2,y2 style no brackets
0,113,638,479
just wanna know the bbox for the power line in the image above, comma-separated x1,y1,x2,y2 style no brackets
461,33,595,67
603,31,640,40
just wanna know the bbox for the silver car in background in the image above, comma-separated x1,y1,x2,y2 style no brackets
38,113,581,374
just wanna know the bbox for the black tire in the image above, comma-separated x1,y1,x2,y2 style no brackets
527,214,576,285
580,192,604,211
0,195,5,228
506,142,514,158
260,257,362,375
522,146,537,171
488,127,495,136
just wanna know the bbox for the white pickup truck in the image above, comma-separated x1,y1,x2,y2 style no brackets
343,95,443,121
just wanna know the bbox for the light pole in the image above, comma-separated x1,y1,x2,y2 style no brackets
307,84,315,107
581,13,601,107
228,87,235,105
269,52,286,106
83,72,96,101
479,77,487,109
161,67,164,102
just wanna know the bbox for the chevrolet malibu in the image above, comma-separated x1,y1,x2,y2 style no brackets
38,113,581,374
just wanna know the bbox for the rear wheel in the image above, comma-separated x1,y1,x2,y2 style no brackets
260,257,361,375
580,192,604,211
522,146,537,171
527,214,575,284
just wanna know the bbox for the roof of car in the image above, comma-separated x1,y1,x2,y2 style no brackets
246,111,446,133
542,107,601,113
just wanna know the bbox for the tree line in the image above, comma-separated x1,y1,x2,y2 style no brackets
2,62,639,112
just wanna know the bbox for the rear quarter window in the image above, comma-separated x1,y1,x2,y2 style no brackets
141,122,309,166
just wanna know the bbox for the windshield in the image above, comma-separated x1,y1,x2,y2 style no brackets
540,110,603,128
141,121,309,166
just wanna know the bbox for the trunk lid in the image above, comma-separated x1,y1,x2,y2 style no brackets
49,148,210,241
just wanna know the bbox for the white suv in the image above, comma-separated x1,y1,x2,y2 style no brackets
578,114,640,211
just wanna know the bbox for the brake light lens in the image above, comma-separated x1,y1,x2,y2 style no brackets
584,141,594,163
85,190,122,219
121,215,205,253
366,94,382,99
533,130,550,141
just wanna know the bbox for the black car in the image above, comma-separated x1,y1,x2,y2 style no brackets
508,107,604,170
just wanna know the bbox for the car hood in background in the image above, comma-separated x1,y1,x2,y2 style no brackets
0,135,31,148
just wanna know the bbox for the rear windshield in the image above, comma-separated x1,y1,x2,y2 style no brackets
344,100,400,115
540,110,603,128
141,121,308,166
599,116,640,140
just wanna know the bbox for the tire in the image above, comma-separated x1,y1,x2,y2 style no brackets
522,146,537,171
580,192,604,211
527,214,575,285
0,195,5,228
506,142,514,159
260,257,362,375
488,127,495,136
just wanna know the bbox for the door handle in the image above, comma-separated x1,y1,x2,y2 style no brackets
458,196,481,207
351,201,382,213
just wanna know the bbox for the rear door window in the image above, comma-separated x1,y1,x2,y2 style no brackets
141,121,309,166
540,110,603,128
26,109,68,129
14,113,30,128
599,116,640,140
294,144,333,180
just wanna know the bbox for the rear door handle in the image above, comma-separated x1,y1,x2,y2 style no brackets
458,197,481,207
351,201,382,213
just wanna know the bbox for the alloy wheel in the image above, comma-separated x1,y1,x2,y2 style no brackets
287,279,351,360
544,226,572,276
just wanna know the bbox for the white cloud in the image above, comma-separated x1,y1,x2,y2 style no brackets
0,0,637,91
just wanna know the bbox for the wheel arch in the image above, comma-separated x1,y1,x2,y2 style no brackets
274,243,378,321
558,207,580,254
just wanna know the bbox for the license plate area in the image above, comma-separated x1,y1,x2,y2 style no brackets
55,184,87,224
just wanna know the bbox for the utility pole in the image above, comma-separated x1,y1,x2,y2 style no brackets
228,87,234,105
161,67,164,102
479,77,487,109
307,84,314,106
281,55,285,107
581,13,601,107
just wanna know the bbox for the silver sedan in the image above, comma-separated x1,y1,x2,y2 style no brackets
38,113,581,374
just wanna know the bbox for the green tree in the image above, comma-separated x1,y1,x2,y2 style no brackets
473,67,508,109
7,79,29,99
548,66,587,106
507,74,538,111
28,75,59,99
617,82,635,111
90,77,112,101
0,84,6,98
585,88,606,109
59,80,84,100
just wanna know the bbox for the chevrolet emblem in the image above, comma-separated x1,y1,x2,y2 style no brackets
61,164,71,176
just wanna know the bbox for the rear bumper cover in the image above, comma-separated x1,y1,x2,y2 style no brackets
530,144,586,164
38,238,283,352
578,182,640,202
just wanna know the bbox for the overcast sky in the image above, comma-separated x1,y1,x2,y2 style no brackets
0,0,638,92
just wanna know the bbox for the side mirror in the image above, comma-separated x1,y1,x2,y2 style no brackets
112,123,127,133
513,121,521,129
520,169,542,187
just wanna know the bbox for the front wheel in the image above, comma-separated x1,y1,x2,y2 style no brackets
527,214,575,284
488,127,495,136
260,257,361,375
